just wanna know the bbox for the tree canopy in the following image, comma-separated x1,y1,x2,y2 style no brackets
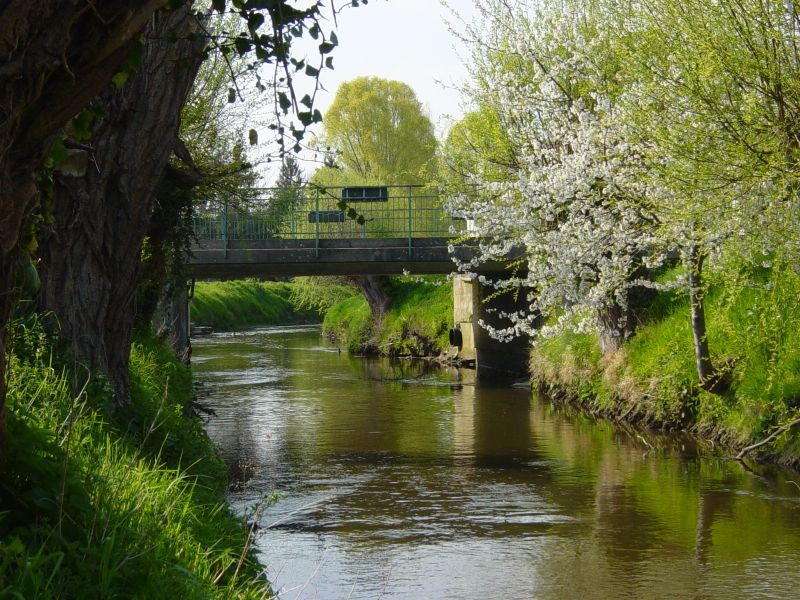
313,76,438,186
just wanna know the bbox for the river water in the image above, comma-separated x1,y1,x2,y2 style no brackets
193,325,800,599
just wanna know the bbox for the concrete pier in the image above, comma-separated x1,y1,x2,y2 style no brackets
452,275,530,379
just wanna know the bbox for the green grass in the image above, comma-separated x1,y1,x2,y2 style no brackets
323,277,453,356
530,263,800,463
0,319,269,599
191,280,317,330
322,295,373,354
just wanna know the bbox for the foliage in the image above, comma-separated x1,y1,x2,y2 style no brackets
323,277,453,356
313,76,438,186
441,105,517,193
531,262,800,459
450,0,660,350
451,0,800,396
0,319,268,598
191,279,319,330
289,276,358,314
265,156,306,233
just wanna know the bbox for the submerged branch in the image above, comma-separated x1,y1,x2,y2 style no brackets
735,416,800,461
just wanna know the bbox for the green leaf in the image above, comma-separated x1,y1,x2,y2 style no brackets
111,71,129,89
319,41,335,54
325,56,334,70
278,92,292,112
234,36,251,56
249,129,258,145
48,138,69,165
212,0,226,12
248,12,265,33
305,64,319,77
228,88,237,103
300,94,313,108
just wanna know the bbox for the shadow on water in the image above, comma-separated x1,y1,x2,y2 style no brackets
193,325,800,600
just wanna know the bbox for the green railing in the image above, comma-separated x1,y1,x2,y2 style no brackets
193,185,462,251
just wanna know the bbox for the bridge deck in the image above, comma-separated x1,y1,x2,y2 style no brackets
186,237,492,278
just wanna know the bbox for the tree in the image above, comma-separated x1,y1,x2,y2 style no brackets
268,155,305,232
450,0,659,352
311,78,440,319
0,1,170,449
32,0,335,406
603,0,800,391
314,77,438,186
37,4,207,404
441,105,518,194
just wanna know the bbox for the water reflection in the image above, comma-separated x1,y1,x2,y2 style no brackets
194,326,800,599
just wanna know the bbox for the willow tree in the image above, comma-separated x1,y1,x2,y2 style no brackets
441,105,518,194
314,76,438,186
312,77,439,319
34,0,334,405
0,1,172,449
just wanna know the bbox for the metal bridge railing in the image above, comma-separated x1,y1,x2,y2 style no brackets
193,185,463,253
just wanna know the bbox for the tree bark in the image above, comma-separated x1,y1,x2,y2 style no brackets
596,302,632,354
0,1,167,449
38,5,205,405
687,245,726,394
347,275,391,320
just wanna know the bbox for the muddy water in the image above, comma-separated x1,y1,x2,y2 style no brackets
193,325,800,599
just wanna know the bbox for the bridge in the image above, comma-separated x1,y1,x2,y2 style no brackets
181,184,529,377
186,185,501,278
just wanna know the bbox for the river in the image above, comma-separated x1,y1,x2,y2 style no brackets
192,325,800,599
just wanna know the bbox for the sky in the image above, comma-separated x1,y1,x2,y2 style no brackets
262,0,481,181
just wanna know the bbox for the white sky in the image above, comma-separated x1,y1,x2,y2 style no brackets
260,0,481,181
312,0,478,131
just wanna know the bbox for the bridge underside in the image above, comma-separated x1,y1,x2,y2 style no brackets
187,237,512,278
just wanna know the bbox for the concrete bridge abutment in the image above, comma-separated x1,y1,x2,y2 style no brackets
451,275,530,380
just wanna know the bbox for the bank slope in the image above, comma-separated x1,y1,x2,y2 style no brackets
323,278,453,356
530,267,800,468
0,321,269,598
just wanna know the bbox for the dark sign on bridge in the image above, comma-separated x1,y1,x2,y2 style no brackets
341,186,389,202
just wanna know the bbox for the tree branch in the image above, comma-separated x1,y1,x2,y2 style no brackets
735,416,800,461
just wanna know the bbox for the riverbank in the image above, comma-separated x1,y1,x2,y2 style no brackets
322,277,453,357
530,266,800,469
0,318,269,598
191,280,320,330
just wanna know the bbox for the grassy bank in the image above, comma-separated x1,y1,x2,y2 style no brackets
0,319,268,598
191,280,317,330
323,277,453,356
531,265,800,467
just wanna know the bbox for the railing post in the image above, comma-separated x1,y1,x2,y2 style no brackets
315,187,320,258
223,200,229,257
407,185,413,257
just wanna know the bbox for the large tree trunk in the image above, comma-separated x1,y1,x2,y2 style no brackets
38,6,205,405
0,1,167,449
686,245,727,394
347,275,392,319
596,301,632,354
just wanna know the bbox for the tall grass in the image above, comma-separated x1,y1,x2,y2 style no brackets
323,277,453,356
191,280,317,330
530,263,800,462
0,320,270,598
